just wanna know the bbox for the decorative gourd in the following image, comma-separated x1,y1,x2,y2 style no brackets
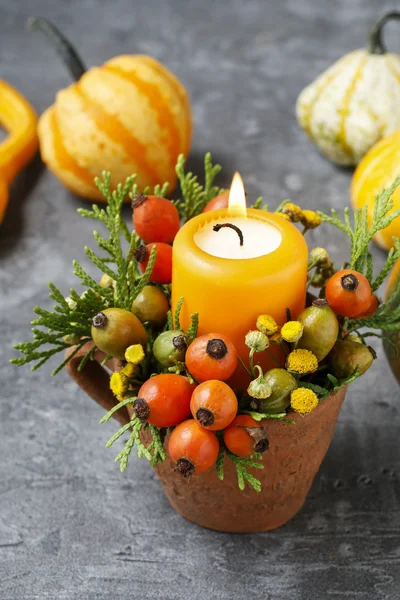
0,79,38,222
297,12,400,166
351,129,400,250
383,260,400,384
29,18,192,201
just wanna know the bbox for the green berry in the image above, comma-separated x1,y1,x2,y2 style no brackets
153,330,187,367
251,368,297,414
91,308,147,360
296,299,339,361
131,285,169,328
328,340,375,378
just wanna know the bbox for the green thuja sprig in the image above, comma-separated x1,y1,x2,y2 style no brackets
318,178,400,281
114,419,151,472
275,199,290,213
174,296,184,330
215,439,263,492
11,172,158,374
248,196,269,210
228,451,264,493
301,367,360,397
78,173,133,243
166,310,173,330
99,397,134,423
172,295,199,343
100,399,166,471
131,181,169,199
10,282,102,374
371,238,400,292
348,295,400,333
130,246,157,306
147,425,167,467
216,445,225,481
348,244,400,334
185,312,199,344
78,173,160,311
326,370,361,391
318,178,400,333
174,152,227,222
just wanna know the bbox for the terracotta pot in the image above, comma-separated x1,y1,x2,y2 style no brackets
66,342,347,533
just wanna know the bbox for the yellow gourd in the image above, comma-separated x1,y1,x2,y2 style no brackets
351,129,400,250
297,12,400,166
29,18,192,201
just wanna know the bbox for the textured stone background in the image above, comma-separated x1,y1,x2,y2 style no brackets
1,0,400,598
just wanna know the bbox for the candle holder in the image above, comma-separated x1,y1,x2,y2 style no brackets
11,153,400,533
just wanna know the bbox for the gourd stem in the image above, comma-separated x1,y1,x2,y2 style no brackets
368,11,400,55
26,17,87,81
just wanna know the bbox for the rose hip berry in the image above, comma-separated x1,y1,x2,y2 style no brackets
325,269,372,318
135,242,172,284
190,380,238,430
186,333,238,382
132,194,180,243
202,191,229,213
133,374,196,428
168,420,219,476
223,415,269,457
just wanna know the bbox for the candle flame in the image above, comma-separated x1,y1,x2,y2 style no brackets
228,172,247,217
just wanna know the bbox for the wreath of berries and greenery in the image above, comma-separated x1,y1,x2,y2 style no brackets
11,154,400,492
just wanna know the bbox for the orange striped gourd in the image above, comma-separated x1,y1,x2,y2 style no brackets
30,18,191,201
296,12,400,166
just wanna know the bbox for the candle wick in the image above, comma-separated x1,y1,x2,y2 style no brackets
213,223,244,246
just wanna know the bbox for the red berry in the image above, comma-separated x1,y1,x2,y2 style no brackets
223,415,269,457
168,420,219,475
135,242,172,284
132,194,180,243
325,269,371,318
186,333,238,382
202,191,229,213
190,380,238,430
357,294,379,318
134,374,196,427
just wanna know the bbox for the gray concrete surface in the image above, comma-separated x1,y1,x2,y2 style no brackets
1,0,399,598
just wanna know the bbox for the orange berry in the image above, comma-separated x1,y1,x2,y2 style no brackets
358,294,379,318
135,242,172,284
325,269,371,318
202,191,229,213
132,194,180,243
186,333,238,382
223,415,269,457
168,420,219,476
190,380,238,430
134,374,196,427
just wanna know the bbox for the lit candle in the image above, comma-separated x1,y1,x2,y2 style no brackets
194,174,283,259
172,173,308,387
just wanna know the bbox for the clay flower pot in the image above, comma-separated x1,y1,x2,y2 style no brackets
66,342,347,533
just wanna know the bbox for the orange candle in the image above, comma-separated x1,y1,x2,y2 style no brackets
172,174,308,388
